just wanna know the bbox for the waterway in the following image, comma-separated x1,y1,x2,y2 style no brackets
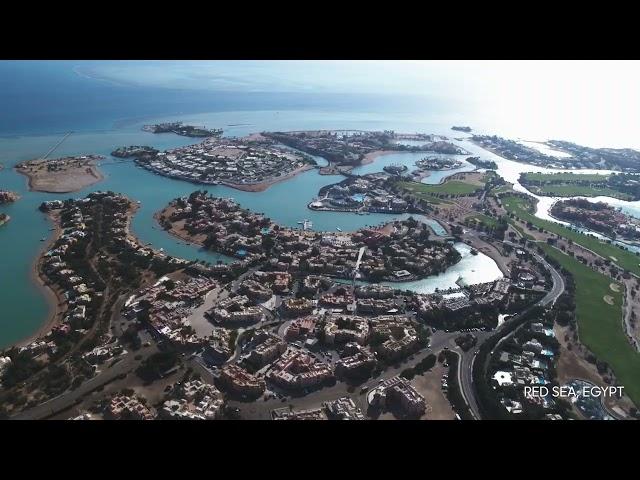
2,110,638,349
457,136,640,251
379,242,503,294
352,150,475,183
0,113,500,349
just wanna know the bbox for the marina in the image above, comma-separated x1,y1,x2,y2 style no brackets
0,118,498,349
2,60,640,422
1,109,638,350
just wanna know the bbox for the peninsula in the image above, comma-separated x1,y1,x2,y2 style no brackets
308,174,414,214
15,155,105,193
157,190,462,283
472,134,640,172
117,136,316,192
111,146,158,158
263,130,468,175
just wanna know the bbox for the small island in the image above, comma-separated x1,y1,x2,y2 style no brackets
0,213,10,226
15,155,105,193
551,198,640,242
142,122,223,138
451,126,472,133
308,174,414,214
111,145,159,158
383,164,408,175
465,156,497,170
415,156,463,171
0,190,20,204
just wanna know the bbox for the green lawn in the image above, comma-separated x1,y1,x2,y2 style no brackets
522,172,609,182
520,172,633,200
527,184,632,200
490,185,515,196
468,213,498,228
502,194,640,276
539,243,640,407
399,180,481,196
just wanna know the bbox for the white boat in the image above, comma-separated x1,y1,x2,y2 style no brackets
336,227,342,232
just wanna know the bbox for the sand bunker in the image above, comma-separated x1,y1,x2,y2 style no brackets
603,295,614,305
610,283,621,293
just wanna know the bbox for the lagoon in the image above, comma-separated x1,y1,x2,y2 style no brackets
2,109,633,349
351,150,475,183
0,113,499,348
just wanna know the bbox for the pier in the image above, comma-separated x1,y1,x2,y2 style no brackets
41,131,73,160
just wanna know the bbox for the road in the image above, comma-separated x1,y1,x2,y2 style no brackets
457,243,565,419
11,206,565,420
12,345,159,420
12,267,276,420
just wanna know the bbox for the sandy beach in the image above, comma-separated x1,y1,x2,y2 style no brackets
361,150,396,166
13,201,142,350
222,163,314,192
15,211,66,348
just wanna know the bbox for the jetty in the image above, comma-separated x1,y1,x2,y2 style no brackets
41,132,73,160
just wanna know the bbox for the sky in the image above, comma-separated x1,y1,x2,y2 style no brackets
1,60,638,148
76,60,640,148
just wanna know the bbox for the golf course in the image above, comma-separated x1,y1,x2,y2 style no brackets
539,243,640,406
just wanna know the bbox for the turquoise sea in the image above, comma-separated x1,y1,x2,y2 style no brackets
1,62,635,349
0,109,505,348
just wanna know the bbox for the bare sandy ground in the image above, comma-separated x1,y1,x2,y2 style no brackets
15,212,66,348
17,160,105,193
154,207,207,247
361,150,396,166
411,363,456,420
243,133,267,142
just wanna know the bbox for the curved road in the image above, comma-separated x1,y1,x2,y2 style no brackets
12,344,160,420
457,243,565,419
